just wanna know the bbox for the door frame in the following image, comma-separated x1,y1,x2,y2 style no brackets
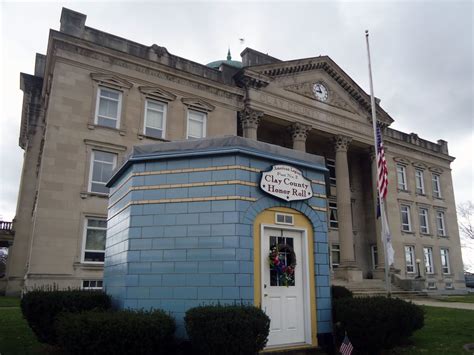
260,223,312,347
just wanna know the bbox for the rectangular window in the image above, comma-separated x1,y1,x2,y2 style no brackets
89,150,117,194
371,245,378,270
405,245,416,273
82,280,104,290
432,174,442,198
83,218,107,263
275,213,294,225
436,210,446,236
187,110,206,139
400,205,412,232
397,164,407,191
144,99,167,139
95,87,122,128
423,247,434,274
331,244,340,269
440,248,450,274
419,208,430,234
326,158,336,185
415,169,425,194
329,201,338,229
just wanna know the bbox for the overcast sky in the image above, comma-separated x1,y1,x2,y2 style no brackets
1,0,473,267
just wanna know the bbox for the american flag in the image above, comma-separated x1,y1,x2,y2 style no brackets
340,334,354,355
376,125,388,199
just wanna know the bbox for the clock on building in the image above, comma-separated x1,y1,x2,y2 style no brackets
312,83,328,102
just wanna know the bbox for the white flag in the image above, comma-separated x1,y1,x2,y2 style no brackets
382,207,395,266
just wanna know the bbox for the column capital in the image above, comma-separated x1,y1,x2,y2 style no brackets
288,122,312,141
333,135,352,152
238,107,264,129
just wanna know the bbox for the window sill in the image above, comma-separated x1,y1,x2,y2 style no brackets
329,227,339,231
137,133,169,142
420,233,433,237
398,188,410,193
73,262,104,270
437,235,449,239
401,230,414,235
80,191,109,199
88,123,126,136
415,192,426,197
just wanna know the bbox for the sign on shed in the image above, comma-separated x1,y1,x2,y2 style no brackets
260,165,313,201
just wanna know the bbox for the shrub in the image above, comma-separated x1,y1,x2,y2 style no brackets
185,304,270,355
20,289,111,344
56,309,175,355
334,296,424,354
331,285,353,300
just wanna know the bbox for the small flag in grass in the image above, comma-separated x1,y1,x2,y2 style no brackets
340,333,353,355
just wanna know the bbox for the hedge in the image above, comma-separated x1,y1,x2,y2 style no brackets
20,289,111,344
334,296,424,354
331,285,353,300
56,309,175,355
185,304,270,355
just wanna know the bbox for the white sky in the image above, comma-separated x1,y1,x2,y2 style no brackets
0,0,473,269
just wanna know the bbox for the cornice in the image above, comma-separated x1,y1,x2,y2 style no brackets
49,32,244,102
234,69,272,89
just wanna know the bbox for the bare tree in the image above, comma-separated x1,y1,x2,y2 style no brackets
458,201,474,240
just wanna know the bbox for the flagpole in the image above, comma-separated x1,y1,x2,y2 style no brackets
365,30,391,296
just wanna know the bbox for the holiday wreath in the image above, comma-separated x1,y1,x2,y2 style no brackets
268,244,296,286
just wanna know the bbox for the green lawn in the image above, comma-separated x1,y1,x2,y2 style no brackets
0,296,47,355
1,297,473,354
437,293,474,304
390,306,474,355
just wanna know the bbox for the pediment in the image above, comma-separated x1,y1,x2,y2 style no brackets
284,81,357,114
412,161,428,170
139,86,177,102
393,157,411,165
245,55,394,125
181,97,215,112
90,73,133,89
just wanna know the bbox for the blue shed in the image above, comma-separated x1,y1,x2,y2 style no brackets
105,136,331,351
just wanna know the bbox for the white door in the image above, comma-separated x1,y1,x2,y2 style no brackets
262,227,306,347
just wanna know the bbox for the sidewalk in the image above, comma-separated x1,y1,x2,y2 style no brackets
409,299,474,310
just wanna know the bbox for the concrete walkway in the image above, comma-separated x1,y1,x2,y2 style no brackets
409,299,474,310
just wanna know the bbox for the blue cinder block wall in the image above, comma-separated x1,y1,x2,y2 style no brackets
104,138,331,338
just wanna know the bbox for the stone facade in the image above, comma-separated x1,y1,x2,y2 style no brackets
6,7,466,296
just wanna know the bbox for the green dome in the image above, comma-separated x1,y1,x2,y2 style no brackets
206,49,242,69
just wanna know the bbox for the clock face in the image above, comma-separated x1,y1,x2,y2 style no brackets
312,83,328,102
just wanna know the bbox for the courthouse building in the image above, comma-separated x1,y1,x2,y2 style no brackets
7,7,466,302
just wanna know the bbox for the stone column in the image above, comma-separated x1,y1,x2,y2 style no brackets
369,147,386,278
333,135,362,281
288,122,311,152
239,107,264,140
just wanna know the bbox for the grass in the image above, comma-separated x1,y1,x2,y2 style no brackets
390,306,474,355
437,293,474,304
1,297,473,354
0,296,46,355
